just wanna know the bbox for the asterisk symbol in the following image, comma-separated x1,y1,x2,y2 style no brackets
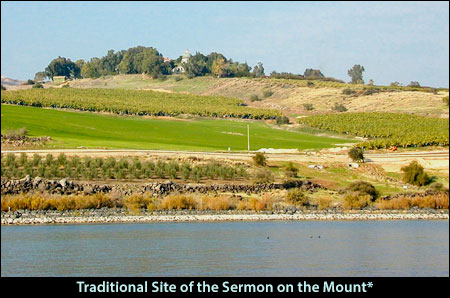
367,282,373,288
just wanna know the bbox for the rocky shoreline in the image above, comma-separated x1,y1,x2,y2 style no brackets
2,208,448,225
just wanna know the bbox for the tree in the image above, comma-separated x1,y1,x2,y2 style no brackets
253,152,267,166
34,71,47,82
401,161,430,186
348,64,365,84
183,52,208,77
212,57,226,78
408,81,420,87
252,62,265,78
304,68,324,78
45,56,81,80
348,147,364,162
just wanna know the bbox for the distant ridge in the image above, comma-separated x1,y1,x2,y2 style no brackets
1,76,25,86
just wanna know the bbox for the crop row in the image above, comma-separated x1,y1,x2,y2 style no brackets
297,112,449,149
1,153,248,182
0,88,280,119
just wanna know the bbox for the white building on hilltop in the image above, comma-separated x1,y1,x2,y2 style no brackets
172,50,192,74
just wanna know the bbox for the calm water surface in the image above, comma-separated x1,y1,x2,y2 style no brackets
1,220,448,276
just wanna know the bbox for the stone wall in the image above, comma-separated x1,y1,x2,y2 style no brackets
1,176,324,197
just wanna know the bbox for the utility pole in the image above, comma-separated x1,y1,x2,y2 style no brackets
247,124,250,153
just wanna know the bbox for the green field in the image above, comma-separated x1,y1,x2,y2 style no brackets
1,104,354,151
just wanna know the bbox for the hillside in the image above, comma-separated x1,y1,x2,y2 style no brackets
54,74,450,118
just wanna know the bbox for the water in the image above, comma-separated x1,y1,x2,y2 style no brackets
1,221,448,276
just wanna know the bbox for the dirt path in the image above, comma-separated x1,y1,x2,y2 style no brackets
3,149,448,173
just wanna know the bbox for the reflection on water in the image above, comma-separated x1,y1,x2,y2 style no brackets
1,220,448,276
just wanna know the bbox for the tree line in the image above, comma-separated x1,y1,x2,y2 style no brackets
35,45,337,82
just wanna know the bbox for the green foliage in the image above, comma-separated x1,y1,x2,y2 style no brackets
252,62,265,78
250,94,262,102
347,64,365,84
276,116,290,124
348,147,365,162
298,112,449,149
32,82,44,89
342,88,355,95
262,90,273,98
332,103,348,112
303,103,314,111
401,161,431,186
252,152,267,166
253,168,274,184
346,181,378,200
303,69,324,78
283,162,298,178
286,189,309,206
45,56,81,80
1,88,280,120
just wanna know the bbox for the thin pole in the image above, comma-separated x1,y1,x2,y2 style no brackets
247,124,250,153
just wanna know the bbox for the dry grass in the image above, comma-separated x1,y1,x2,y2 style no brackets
375,194,449,210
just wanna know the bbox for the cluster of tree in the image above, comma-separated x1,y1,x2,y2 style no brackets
37,46,259,81
179,51,255,78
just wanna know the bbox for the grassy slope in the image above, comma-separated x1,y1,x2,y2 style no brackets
1,104,354,151
63,74,450,118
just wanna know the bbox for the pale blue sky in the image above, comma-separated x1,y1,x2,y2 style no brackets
1,1,449,87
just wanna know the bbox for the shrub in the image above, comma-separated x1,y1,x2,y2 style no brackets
346,181,378,200
262,90,273,98
303,103,314,111
174,76,183,82
342,88,355,95
401,161,431,186
32,82,44,89
286,189,309,206
1,84,6,90
343,192,372,209
276,116,290,124
160,195,197,210
252,152,267,166
283,162,298,178
443,96,449,106
250,94,261,102
5,127,28,138
306,81,315,87
333,103,348,112
253,168,274,184
348,147,364,162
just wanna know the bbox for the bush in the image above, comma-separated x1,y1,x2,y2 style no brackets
303,103,314,111
253,168,274,183
346,181,378,200
253,152,267,166
283,162,298,178
401,161,431,186
276,116,290,124
443,96,449,106
250,94,261,102
348,147,364,162
160,195,197,210
32,82,44,89
342,88,355,95
306,81,315,87
5,127,28,138
174,76,183,82
343,193,372,209
262,90,273,98
1,84,6,90
286,189,309,206
333,103,348,112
